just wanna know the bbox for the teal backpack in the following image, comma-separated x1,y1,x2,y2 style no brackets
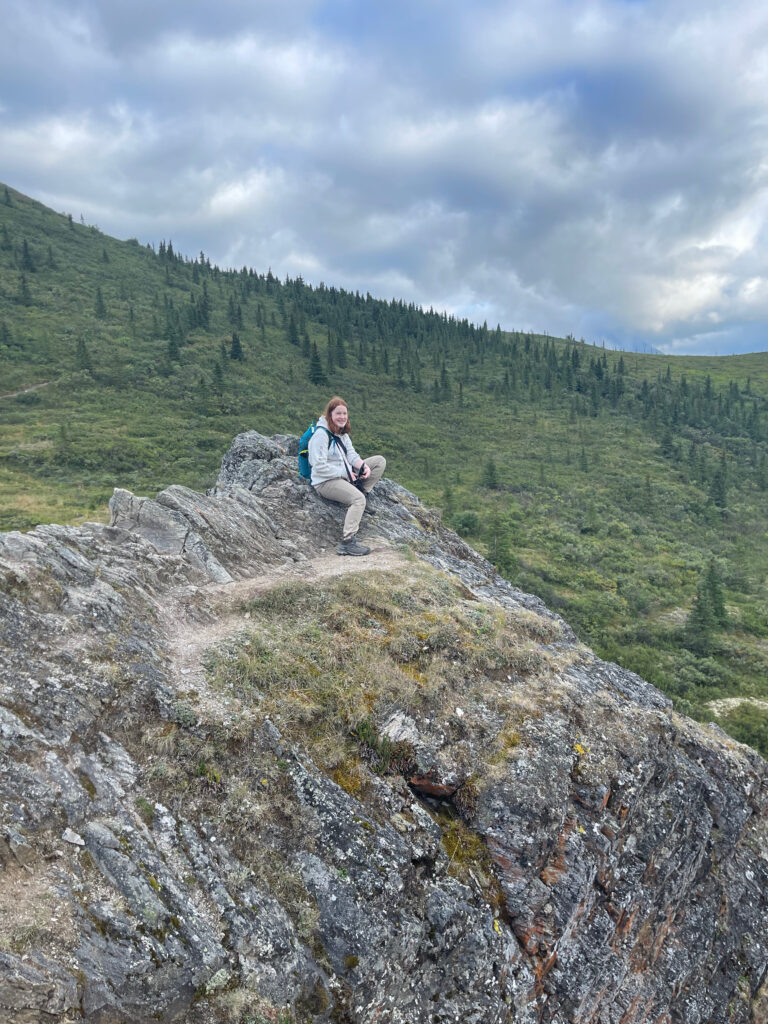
298,422,333,479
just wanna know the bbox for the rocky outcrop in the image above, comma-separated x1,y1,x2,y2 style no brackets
0,431,766,1023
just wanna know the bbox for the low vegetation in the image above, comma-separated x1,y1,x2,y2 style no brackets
205,567,564,783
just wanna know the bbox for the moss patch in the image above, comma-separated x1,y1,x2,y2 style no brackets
440,815,505,912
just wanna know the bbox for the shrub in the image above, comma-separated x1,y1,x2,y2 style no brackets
452,510,480,536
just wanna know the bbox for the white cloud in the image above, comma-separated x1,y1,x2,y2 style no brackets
4,0,768,352
144,30,348,106
207,168,289,219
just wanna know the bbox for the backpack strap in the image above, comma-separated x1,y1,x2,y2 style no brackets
313,426,356,484
322,427,357,483
335,434,358,484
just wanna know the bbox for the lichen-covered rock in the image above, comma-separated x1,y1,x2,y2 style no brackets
0,952,80,1023
0,431,765,1024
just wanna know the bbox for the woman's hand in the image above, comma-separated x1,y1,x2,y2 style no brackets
357,462,371,480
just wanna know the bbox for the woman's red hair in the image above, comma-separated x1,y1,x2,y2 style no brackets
321,396,351,434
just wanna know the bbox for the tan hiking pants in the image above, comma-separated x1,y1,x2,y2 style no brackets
314,455,386,537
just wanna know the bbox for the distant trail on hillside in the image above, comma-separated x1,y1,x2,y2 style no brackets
0,380,50,400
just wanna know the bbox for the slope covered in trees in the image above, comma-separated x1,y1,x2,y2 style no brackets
2,182,768,754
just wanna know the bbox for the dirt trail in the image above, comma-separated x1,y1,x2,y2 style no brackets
707,696,768,718
162,543,409,714
0,380,50,400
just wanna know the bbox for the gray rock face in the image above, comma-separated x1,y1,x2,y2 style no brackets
0,431,765,1024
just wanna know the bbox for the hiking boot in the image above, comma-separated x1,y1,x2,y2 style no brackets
337,535,371,556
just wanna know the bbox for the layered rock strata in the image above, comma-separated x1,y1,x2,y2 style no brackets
0,431,765,1023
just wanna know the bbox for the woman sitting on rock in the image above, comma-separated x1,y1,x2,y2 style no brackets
308,396,386,556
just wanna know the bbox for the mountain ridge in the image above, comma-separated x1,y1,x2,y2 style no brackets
3,180,768,764
0,431,766,1023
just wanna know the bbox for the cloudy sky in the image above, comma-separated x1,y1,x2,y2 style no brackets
3,0,768,355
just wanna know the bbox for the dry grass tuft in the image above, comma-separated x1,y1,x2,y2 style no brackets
203,565,566,786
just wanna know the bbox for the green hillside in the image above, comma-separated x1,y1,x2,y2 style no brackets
2,181,768,756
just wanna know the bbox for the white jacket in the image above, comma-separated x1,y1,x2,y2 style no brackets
307,415,362,486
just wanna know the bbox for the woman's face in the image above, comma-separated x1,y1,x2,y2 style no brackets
330,404,348,430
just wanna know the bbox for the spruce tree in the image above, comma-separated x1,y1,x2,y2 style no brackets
326,332,335,375
185,295,197,330
94,286,107,319
198,282,211,329
20,240,35,272
3,186,11,206
757,453,768,491
709,461,727,510
335,333,347,368
485,508,515,574
288,313,299,346
685,579,714,654
705,561,727,626
308,342,326,384
76,337,92,371
643,474,653,511
230,332,244,361
17,273,31,306
481,458,499,490
441,365,451,400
